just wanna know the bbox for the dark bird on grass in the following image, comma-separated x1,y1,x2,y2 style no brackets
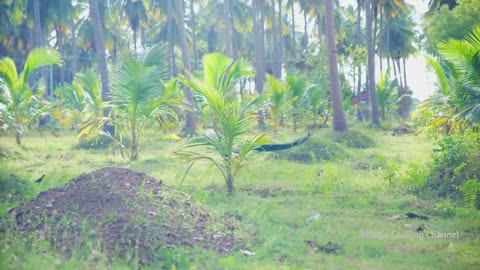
254,133,312,152
34,174,45,184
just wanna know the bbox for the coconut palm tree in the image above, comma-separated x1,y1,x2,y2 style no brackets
0,47,62,145
325,0,348,131
108,43,178,160
89,0,112,134
265,74,293,133
176,53,269,195
365,0,381,125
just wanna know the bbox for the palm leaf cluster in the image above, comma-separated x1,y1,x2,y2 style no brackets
176,53,270,194
413,25,480,134
0,47,62,144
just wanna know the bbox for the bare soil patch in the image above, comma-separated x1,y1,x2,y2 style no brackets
6,167,239,265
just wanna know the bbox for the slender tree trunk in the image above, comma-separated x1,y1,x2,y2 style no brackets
190,0,197,69
356,0,363,121
70,19,78,78
379,7,383,72
403,57,409,116
253,0,266,130
325,0,348,132
33,0,49,95
133,29,137,53
56,26,65,86
226,172,234,195
291,2,296,64
89,0,113,134
396,58,407,117
303,8,308,52
373,4,378,70
271,0,280,77
365,0,380,125
278,0,283,77
15,130,21,145
175,0,196,135
223,0,232,57
167,0,177,78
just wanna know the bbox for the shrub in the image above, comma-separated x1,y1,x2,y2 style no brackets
425,133,480,209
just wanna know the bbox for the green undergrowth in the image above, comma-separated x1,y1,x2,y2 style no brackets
0,126,479,269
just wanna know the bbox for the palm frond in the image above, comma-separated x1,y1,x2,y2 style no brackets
20,47,62,87
0,57,18,90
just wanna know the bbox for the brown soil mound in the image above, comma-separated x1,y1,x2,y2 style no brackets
6,167,236,265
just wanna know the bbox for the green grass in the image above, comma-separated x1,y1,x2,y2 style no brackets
0,126,479,269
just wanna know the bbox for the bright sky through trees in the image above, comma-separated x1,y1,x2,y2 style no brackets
338,0,435,100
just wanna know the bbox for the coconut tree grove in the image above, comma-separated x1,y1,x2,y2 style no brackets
0,0,479,268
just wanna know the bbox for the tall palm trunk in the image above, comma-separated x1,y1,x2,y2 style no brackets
278,0,283,77
325,0,347,132
70,18,78,78
223,0,232,57
190,0,197,69
303,8,308,52
365,0,380,125
33,0,48,95
253,0,267,130
175,0,196,135
356,0,364,121
55,26,65,86
89,0,112,134
271,0,280,77
167,0,176,79
379,6,383,71
290,1,296,64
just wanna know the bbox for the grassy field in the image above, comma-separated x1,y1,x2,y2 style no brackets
0,125,479,269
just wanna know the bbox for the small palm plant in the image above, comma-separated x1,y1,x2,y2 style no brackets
376,67,397,119
176,53,270,195
0,47,62,145
265,74,295,133
76,70,110,138
108,44,180,160
286,73,308,132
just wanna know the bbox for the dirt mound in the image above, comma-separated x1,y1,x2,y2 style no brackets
6,167,236,265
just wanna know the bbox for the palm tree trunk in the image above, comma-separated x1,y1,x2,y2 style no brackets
223,0,232,57
33,0,48,95
365,0,380,125
291,1,296,64
278,0,283,77
167,0,177,79
175,0,196,135
396,58,407,117
89,0,112,134
271,0,278,77
325,0,348,132
356,0,363,121
15,130,21,145
55,26,65,86
253,0,267,130
403,58,409,116
226,172,234,195
303,8,308,52
70,19,78,78
190,0,197,69
379,7,383,72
